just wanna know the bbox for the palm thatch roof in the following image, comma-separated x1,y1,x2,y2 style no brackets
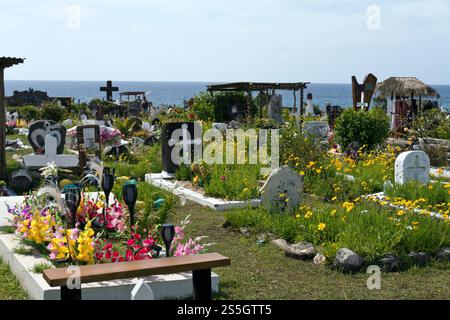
376,77,440,98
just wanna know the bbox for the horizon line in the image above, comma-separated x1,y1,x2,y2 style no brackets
5,79,450,86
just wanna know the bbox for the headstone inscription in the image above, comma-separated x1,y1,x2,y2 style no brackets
260,166,303,212
395,151,430,185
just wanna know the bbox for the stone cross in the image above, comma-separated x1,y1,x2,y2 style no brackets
23,134,79,169
100,80,119,101
395,151,430,185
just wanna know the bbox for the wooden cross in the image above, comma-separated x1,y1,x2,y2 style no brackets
100,80,119,101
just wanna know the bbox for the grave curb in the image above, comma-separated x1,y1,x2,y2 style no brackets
0,234,219,300
363,192,445,220
145,173,261,211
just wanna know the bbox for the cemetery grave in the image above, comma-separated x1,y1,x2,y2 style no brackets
0,77,449,300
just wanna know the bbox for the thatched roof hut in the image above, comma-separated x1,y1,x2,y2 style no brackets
376,77,440,99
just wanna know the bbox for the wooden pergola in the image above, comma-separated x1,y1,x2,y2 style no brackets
207,82,310,118
1,57,25,180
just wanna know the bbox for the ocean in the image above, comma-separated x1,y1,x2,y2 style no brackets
5,81,450,111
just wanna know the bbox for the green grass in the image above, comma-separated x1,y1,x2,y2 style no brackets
171,202,450,299
30,262,53,274
0,261,27,299
12,245,34,256
385,180,450,207
105,144,161,180
224,196,450,263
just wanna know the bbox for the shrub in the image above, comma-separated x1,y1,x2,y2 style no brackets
40,103,66,122
190,93,215,121
280,121,327,172
411,109,450,140
334,107,390,150
190,91,248,122
12,105,41,121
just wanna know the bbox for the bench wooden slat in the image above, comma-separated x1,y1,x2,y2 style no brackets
43,252,230,287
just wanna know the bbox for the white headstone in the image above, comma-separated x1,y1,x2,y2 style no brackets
304,121,328,139
45,135,57,157
305,100,314,116
260,166,303,212
131,279,154,300
395,151,430,185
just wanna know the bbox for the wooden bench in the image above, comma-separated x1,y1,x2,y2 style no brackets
43,252,230,300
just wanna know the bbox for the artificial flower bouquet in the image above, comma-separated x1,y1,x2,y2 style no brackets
8,192,211,266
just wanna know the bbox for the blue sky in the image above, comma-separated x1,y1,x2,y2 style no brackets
1,0,450,84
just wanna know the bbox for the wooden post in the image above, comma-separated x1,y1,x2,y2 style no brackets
299,87,304,120
259,91,263,118
246,90,252,119
0,68,6,180
419,95,422,116
293,90,297,114
192,269,212,300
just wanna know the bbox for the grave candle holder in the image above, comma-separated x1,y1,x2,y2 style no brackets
101,167,115,227
122,180,138,226
64,185,81,228
161,224,175,257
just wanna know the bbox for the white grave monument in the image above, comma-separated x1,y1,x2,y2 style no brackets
23,135,79,168
305,93,314,116
395,151,430,185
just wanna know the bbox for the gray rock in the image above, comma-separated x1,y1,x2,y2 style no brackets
272,239,288,251
239,228,250,238
408,252,431,266
313,253,327,266
257,233,270,243
437,248,450,262
333,248,363,272
284,242,316,260
379,254,400,272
